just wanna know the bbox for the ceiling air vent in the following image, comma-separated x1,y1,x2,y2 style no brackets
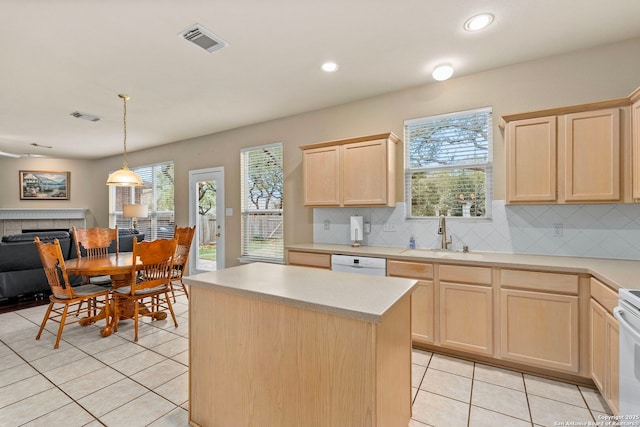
179,23,229,53
70,111,101,122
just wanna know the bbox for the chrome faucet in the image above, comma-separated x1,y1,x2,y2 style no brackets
438,214,452,250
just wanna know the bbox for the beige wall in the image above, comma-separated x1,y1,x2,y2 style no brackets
0,157,100,226
3,38,640,266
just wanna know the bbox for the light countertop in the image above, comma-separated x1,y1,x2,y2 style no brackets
182,262,417,323
287,243,640,291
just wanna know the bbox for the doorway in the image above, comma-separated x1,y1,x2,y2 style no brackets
188,167,225,274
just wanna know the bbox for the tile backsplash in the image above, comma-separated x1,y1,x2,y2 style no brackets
313,200,640,260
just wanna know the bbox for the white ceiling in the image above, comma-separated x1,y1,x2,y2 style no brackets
2,0,640,159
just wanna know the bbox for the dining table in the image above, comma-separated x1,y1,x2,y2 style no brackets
64,252,167,336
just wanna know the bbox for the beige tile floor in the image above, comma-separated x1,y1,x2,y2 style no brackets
411,349,613,427
0,296,612,427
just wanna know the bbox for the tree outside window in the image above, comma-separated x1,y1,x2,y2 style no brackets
405,108,492,218
240,143,283,262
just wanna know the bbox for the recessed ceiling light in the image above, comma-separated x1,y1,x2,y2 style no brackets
464,13,494,31
321,62,339,72
432,64,454,81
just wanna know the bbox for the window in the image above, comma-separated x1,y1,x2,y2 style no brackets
109,161,175,240
240,143,284,263
405,107,492,218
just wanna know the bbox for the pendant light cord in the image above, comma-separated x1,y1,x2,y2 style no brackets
119,94,130,168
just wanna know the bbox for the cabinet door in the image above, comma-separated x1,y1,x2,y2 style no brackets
506,116,557,203
302,145,340,206
564,108,620,202
590,299,607,392
606,311,619,414
342,138,391,206
439,282,493,355
632,100,640,199
500,289,579,373
411,280,434,345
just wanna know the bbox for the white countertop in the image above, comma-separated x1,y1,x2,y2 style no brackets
182,262,417,323
287,243,640,291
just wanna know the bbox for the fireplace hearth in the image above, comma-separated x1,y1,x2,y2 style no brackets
0,208,87,236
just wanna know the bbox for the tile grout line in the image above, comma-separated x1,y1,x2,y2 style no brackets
577,385,602,422
521,372,535,427
466,361,476,427
0,334,106,426
4,305,189,426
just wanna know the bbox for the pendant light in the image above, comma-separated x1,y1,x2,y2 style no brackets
106,94,143,187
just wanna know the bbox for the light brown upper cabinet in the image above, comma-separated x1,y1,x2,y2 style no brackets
502,89,639,205
301,145,341,206
564,108,620,202
506,116,557,203
301,133,399,207
632,89,640,199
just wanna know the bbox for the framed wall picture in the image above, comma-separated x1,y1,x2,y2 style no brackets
19,170,70,200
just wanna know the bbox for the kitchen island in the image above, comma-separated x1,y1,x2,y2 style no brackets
183,262,417,427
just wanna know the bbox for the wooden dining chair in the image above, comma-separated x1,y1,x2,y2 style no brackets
112,238,179,342
34,237,111,349
170,225,196,301
71,225,118,286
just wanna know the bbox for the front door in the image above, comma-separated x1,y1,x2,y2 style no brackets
188,167,225,273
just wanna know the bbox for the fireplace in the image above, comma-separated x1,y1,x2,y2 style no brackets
0,208,87,236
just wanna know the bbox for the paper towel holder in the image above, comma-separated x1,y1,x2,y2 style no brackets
350,215,363,247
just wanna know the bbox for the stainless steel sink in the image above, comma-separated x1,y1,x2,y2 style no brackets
400,248,485,260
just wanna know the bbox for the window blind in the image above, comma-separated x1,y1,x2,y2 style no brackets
240,143,284,263
405,107,492,218
109,161,175,240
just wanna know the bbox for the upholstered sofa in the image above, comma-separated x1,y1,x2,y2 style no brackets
0,229,144,302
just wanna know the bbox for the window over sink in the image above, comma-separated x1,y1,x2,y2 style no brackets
405,107,493,218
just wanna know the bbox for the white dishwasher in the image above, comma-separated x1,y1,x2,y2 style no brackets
614,288,640,424
331,254,386,276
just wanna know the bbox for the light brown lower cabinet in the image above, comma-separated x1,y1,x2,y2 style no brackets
607,318,620,414
387,260,434,346
590,277,620,414
591,299,607,392
411,280,434,345
290,250,623,414
500,288,579,373
590,300,620,413
439,282,493,355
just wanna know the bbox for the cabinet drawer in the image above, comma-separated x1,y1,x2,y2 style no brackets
439,264,492,285
499,269,579,294
287,251,331,269
387,260,433,279
590,278,618,314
